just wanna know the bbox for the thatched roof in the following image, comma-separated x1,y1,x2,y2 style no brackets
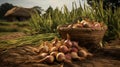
4,7,35,17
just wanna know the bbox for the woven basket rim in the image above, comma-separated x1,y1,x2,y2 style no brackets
57,24,107,31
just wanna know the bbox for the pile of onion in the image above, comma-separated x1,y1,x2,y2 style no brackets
37,34,93,64
67,19,103,29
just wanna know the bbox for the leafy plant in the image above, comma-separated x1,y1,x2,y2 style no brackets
28,0,120,41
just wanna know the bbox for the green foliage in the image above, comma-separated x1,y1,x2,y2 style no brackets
0,26,19,32
28,0,120,41
0,21,29,32
0,33,58,49
87,0,120,40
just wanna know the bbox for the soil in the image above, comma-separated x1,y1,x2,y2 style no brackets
0,32,26,40
0,33,119,67
0,41,120,67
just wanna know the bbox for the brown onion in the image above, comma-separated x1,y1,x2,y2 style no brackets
43,55,54,64
78,49,88,57
50,51,58,57
70,52,79,59
70,47,78,52
40,45,49,53
72,41,79,48
59,45,69,53
56,52,66,62
94,23,101,27
38,53,48,59
50,47,58,52
71,52,85,60
65,53,71,60
64,34,72,48
52,37,58,46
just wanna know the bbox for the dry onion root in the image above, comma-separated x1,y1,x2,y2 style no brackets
39,55,55,64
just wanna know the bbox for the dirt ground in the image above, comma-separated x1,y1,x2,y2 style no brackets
0,42,120,67
0,33,119,67
0,32,26,40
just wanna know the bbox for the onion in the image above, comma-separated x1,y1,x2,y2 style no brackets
56,52,66,62
38,53,48,59
78,49,88,57
50,51,58,57
72,24,82,28
40,45,49,53
64,34,72,48
70,47,78,52
67,24,73,28
50,47,58,52
71,52,85,60
94,23,101,27
72,41,79,48
52,37,58,46
65,53,71,60
81,20,93,28
55,41,63,48
41,55,54,64
59,45,69,53
70,52,79,59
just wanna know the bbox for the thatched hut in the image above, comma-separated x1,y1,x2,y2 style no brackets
4,7,35,21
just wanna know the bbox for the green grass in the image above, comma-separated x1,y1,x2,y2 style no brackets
0,32,12,36
0,21,29,32
0,33,58,49
29,0,120,41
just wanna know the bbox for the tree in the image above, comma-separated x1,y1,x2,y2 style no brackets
45,6,53,14
43,6,53,18
0,3,14,19
87,0,120,9
32,6,44,14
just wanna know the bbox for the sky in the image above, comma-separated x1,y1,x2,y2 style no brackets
0,0,88,11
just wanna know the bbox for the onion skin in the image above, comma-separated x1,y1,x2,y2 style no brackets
59,45,69,53
64,34,72,48
65,53,72,60
70,47,78,52
38,53,48,59
50,47,58,52
50,51,58,57
78,49,88,57
71,52,85,61
56,52,66,62
72,41,79,48
70,52,79,59
52,37,58,46
39,45,49,53
45,55,54,64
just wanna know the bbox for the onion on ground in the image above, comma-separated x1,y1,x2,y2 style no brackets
50,51,58,57
78,49,88,57
56,52,66,62
39,55,54,64
71,52,85,61
59,45,69,53
38,53,48,59
50,47,58,52
64,34,72,48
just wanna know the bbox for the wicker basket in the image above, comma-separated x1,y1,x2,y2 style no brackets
57,24,107,46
